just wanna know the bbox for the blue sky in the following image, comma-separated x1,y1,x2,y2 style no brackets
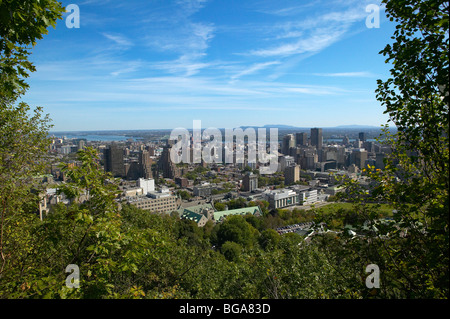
22,0,396,131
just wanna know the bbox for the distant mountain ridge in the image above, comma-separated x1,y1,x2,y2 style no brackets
50,124,388,134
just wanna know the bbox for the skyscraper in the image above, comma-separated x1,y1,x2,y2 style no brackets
104,144,124,177
358,132,367,142
282,134,295,155
158,146,180,179
284,164,300,185
295,132,308,146
310,128,323,150
350,149,368,169
139,150,153,179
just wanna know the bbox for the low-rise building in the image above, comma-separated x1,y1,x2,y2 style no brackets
213,206,262,223
127,187,178,214
264,189,300,209
180,210,209,227
298,189,318,205
193,184,212,197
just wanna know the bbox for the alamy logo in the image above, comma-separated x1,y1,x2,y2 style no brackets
65,264,80,288
365,264,380,288
66,4,80,29
365,4,381,29
169,120,279,175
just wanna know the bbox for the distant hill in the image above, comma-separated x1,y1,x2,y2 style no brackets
261,124,383,130
262,124,301,129
333,124,381,129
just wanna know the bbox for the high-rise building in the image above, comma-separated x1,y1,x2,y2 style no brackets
299,147,318,170
243,172,258,192
158,146,180,179
147,146,156,156
77,139,86,151
282,134,295,155
310,128,323,150
104,144,124,177
350,149,368,169
279,155,295,172
342,136,350,146
139,150,153,179
124,161,140,180
359,132,367,142
285,164,300,185
375,152,386,170
295,132,308,146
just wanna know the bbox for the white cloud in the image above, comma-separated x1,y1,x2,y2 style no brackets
230,61,281,80
151,54,212,76
284,85,348,95
245,1,372,58
102,33,133,47
249,27,346,57
313,72,374,77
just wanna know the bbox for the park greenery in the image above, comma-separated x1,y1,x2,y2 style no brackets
0,0,448,299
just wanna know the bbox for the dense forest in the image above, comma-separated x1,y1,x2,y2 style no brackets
0,0,448,299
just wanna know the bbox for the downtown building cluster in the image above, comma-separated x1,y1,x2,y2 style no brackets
38,127,392,228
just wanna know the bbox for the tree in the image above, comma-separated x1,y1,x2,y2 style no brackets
0,0,64,100
331,0,449,298
215,215,259,249
374,0,448,298
259,229,280,251
0,0,64,293
174,218,204,247
221,241,242,262
214,202,226,211
176,190,192,200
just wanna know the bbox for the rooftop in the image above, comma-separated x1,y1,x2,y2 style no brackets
213,206,262,222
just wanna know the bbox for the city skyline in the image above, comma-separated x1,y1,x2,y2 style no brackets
22,0,396,131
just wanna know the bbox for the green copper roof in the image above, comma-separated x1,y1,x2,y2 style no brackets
213,206,262,222
181,210,205,223
177,202,215,215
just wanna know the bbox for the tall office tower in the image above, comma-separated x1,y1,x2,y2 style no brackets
104,144,124,177
337,147,347,167
243,172,258,192
279,155,295,172
300,147,318,170
375,153,386,170
158,146,180,179
125,161,140,180
310,128,323,150
284,164,300,185
282,134,295,155
358,132,367,142
350,149,368,169
296,132,308,146
77,139,86,151
147,146,156,156
342,136,350,146
139,150,153,179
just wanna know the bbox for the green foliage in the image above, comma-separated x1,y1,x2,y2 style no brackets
223,197,247,210
0,0,64,298
331,0,449,298
215,215,259,249
258,175,285,187
259,229,280,251
221,241,242,262
214,202,226,211
0,0,64,100
176,190,191,200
